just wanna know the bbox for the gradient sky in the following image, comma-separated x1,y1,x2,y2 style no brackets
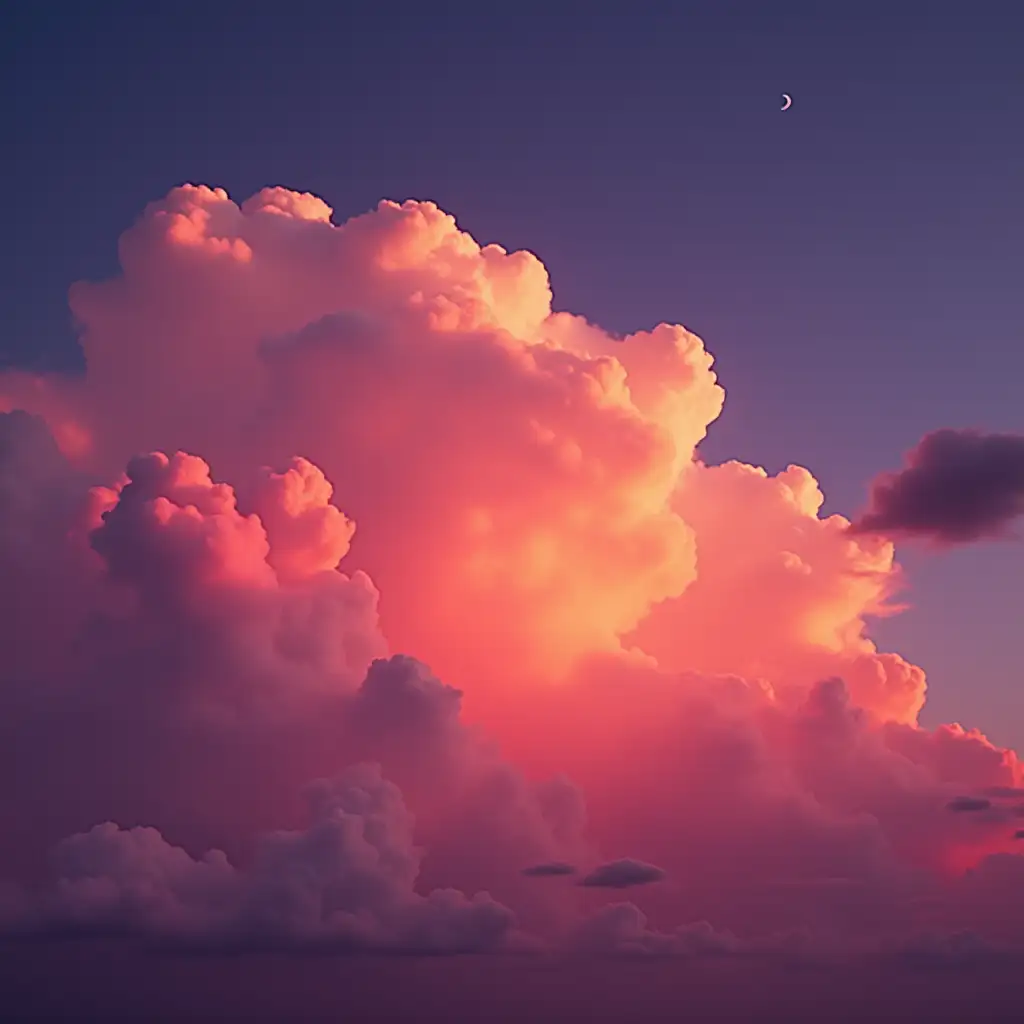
5,5,1022,743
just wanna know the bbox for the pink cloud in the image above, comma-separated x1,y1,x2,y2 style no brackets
0,186,1023,961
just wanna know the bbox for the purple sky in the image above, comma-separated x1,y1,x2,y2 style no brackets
2,941,1021,1022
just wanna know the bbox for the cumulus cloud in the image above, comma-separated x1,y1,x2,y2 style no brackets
0,436,585,895
0,764,516,954
0,185,925,726
1,185,1024,963
853,429,1024,544
570,903,739,958
4,187,730,696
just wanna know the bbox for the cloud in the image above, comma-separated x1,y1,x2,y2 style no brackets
852,429,1024,544
947,797,993,813
522,862,577,877
1,185,1024,966
895,930,1016,971
981,786,1024,799
5,187,729,695
579,859,667,889
0,763,516,954
0,185,925,726
0,435,586,897
570,902,739,957
628,460,924,723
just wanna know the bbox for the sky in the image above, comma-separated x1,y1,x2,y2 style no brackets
2,3,1024,1020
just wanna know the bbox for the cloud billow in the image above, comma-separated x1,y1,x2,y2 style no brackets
0,186,1022,965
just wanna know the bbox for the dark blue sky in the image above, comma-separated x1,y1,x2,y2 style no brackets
3,3,1023,739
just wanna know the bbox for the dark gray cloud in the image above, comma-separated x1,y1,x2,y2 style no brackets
579,859,666,889
946,796,993,813
521,862,576,878
852,429,1024,544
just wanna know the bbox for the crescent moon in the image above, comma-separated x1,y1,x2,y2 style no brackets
781,93,792,111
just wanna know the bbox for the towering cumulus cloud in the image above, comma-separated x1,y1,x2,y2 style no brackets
1,185,1023,960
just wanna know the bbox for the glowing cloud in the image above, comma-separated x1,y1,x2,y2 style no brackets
1,186,1023,960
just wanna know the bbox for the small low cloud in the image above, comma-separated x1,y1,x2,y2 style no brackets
947,796,993,813
579,859,666,889
852,429,1024,544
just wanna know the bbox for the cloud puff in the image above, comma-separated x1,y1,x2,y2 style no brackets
579,859,667,889
853,429,1024,544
